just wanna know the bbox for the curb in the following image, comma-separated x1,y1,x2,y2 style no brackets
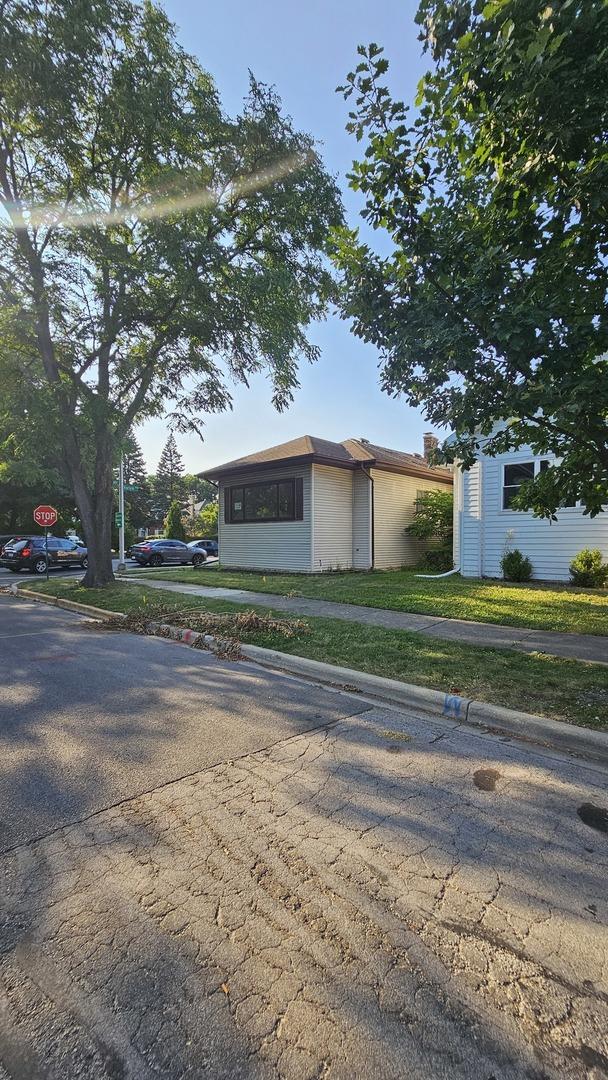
15,587,126,621
147,624,608,766
13,587,608,767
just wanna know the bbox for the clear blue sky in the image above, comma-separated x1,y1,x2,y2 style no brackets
139,0,436,474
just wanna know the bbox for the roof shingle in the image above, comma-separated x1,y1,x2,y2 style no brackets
202,435,452,482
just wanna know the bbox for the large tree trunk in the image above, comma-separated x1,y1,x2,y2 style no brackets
81,425,115,587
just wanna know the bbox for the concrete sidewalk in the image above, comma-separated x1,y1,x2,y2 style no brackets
119,575,608,664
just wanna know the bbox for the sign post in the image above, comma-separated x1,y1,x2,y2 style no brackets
33,505,58,581
117,453,126,571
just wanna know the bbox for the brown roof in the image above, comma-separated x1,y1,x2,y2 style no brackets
202,435,452,483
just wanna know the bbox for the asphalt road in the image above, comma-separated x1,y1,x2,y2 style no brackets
0,596,607,1080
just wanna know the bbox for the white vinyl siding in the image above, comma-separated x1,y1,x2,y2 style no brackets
460,461,482,577
218,465,312,572
372,469,453,570
457,447,608,581
352,470,372,569
312,465,353,571
452,466,461,569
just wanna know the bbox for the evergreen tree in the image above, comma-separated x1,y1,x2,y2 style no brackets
154,435,185,513
121,431,152,533
164,499,186,542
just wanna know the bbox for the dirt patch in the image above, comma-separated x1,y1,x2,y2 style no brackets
473,768,501,792
577,803,608,834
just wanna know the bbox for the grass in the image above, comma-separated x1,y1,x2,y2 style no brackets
23,578,608,731
129,565,608,636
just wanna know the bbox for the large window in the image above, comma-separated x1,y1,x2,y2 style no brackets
502,459,577,509
226,477,304,523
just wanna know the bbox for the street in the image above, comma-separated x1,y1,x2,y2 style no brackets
0,595,607,1079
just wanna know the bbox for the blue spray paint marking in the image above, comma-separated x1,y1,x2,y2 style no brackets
443,694,462,719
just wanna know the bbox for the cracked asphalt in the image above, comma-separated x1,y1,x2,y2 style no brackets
0,596,607,1079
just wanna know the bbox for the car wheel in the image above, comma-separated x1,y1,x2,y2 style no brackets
33,558,48,575
192,553,206,568
81,556,88,569
149,554,162,567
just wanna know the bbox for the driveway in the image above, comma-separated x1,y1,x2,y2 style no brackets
0,596,606,1079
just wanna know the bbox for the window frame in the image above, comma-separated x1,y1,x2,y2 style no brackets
501,459,580,511
225,476,304,524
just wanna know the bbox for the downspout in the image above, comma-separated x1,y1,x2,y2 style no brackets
360,466,374,569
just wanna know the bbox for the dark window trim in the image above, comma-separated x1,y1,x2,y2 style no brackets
225,476,304,524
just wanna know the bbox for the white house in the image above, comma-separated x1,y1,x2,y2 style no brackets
454,437,608,581
202,434,452,573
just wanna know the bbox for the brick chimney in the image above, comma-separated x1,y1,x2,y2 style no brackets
423,432,439,461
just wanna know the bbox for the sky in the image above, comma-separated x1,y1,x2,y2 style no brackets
139,0,434,475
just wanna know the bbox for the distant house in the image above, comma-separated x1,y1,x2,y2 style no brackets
454,435,608,581
202,434,452,573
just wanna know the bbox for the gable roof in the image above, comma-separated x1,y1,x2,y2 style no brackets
202,435,452,484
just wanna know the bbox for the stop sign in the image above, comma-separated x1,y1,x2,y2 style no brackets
33,504,58,528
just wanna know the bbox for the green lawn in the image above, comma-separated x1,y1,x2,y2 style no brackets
22,579,608,730
129,564,608,636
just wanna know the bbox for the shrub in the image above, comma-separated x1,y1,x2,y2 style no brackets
407,490,453,542
164,500,186,541
569,548,608,588
500,548,533,582
422,546,453,572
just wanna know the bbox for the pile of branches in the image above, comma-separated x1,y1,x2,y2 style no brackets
100,603,310,644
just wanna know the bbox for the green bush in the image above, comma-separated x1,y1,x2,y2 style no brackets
569,548,608,588
500,548,533,582
422,545,453,572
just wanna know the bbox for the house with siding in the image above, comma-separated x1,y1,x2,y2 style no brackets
454,435,608,581
202,434,453,573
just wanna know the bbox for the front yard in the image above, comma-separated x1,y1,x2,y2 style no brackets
22,579,608,729
133,565,608,636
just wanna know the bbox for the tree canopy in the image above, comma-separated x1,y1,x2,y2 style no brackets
333,0,608,518
0,0,342,583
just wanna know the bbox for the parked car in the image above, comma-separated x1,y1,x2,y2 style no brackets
0,535,16,555
130,539,206,568
188,539,218,558
0,535,88,574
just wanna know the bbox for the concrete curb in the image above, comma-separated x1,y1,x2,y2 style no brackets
13,587,608,767
15,587,126,620
147,624,608,765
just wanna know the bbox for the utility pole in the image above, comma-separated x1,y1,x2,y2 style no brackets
117,452,126,571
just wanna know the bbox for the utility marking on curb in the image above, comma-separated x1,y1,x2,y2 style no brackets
443,693,464,719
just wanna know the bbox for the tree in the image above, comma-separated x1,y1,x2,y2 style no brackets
195,501,218,539
0,0,342,585
154,434,185,513
164,499,186,541
121,430,152,533
333,2,608,518
407,491,453,543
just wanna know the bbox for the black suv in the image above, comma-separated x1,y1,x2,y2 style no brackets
0,536,88,574
188,539,218,558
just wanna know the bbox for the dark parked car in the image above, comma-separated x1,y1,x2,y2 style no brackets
130,539,206,568
0,535,88,574
188,539,218,558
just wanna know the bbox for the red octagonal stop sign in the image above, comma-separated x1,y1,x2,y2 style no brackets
33,504,58,528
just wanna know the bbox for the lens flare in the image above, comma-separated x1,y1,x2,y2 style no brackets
6,151,313,231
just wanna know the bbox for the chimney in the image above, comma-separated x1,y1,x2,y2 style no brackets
423,432,439,462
